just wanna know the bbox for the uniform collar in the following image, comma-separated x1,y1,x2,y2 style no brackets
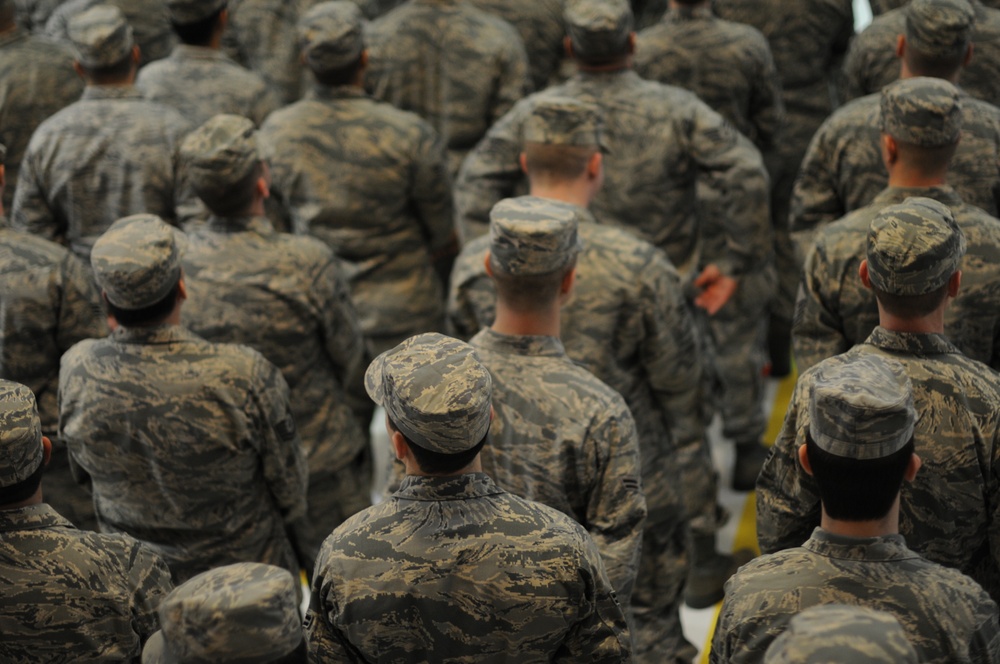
170,44,231,62
308,84,369,102
865,326,961,356
666,4,713,20
393,472,506,501
803,527,917,562
205,214,274,234
0,504,74,533
112,324,198,345
871,184,963,209
472,328,567,359
81,85,145,101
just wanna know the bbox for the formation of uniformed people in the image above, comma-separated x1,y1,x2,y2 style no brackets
5,0,1000,661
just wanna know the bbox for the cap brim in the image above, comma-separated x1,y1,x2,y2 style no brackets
364,353,388,406
141,631,169,664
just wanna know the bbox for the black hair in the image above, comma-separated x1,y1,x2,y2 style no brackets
387,416,488,475
489,256,576,314
871,282,951,319
171,7,225,46
105,281,181,327
0,461,44,506
310,53,365,87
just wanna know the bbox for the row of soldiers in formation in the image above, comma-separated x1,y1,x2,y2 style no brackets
5,0,1000,661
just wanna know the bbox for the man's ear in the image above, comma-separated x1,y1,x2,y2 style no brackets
484,251,494,277
519,152,529,175
798,444,813,476
859,259,872,290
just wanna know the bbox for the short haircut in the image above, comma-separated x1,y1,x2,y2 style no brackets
904,39,969,79
198,161,263,217
106,280,182,327
891,139,959,177
80,53,134,83
171,8,225,46
872,281,951,319
489,255,575,313
387,416,488,475
310,53,365,87
805,434,915,521
271,640,308,664
0,461,44,506
523,142,597,182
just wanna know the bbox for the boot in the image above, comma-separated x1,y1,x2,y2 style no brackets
732,440,770,492
684,533,756,609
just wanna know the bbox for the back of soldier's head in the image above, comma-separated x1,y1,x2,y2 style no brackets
565,0,633,66
0,381,45,507
865,196,966,318
522,97,607,183
142,563,306,664
904,0,975,77
298,1,366,86
880,76,963,173
764,605,918,664
805,354,917,521
180,114,263,216
166,0,227,46
68,4,136,79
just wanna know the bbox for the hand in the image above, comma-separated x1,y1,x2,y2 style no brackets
693,264,738,315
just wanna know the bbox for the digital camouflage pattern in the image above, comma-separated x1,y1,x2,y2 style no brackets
488,196,580,276
11,86,191,260
449,208,707,663
793,186,1000,372
135,46,280,128
164,0,225,24
712,528,1000,664
179,113,259,205
63,3,132,68
880,76,962,146
467,0,565,91
0,503,173,662
298,1,364,73
260,85,452,347
182,215,369,571
306,472,632,663
789,92,1000,251
91,214,182,310
143,563,302,664
365,332,493,454
763,605,918,664
634,4,784,151
565,0,631,63
873,0,1000,11
906,0,976,57
0,380,43,486
221,0,303,104
46,0,175,66
59,325,308,584
365,0,529,175
13,0,65,32
469,329,645,606
522,95,608,149
0,27,83,212
758,327,1000,602
843,0,1000,108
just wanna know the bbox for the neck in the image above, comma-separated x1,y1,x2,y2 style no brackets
877,303,946,334
669,0,709,8
1,487,43,511
820,499,899,538
529,180,592,209
577,57,632,74
404,455,482,477
491,301,561,338
886,168,947,189
900,60,961,85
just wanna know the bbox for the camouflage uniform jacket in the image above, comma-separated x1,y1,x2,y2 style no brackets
58,325,308,583
135,45,281,128
455,70,772,279
306,472,632,663
712,528,1000,664
0,503,173,662
468,328,646,605
222,0,303,104
843,1,1000,108
872,0,1000,12
634,4,784,152
794,185,1000,373
790,91,1000,249
11,86,191,260
181,215,366,474
0,221,106,437
44,0,175,65
365,0,530,175
259,85,453,340
14,0,65,32
466,0,565,92
0,27,82,212
757,327,1000,602
449,210,702,527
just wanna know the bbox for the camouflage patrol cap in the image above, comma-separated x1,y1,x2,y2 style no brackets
905,0,975,58
489,196,582,276
565,0,633,62
68,4,135,69
808,355,916,460
866,197,966,296
0,381,43,490
181,114,261,203
141,563,302,664
92,214,184,310
880,77,962,147
523,97,609,152
366,333,492,454
298,1,365,73
166,0,227,25
764,605,918,664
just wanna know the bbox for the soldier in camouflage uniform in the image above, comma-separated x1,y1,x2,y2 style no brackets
178,113,369,574
260,1,455,358
794,77,1000,373
792,0,1000,252
758,198,1000,603
306,332,632,662
364,0,529,175
467,0,565,92
0,0,82,212
59,214,308,583
221,0,303,104
872,0,1000,11
135,0,280,128
449,98,747,658
468,196,646,607
0,143,106,531
456,0,775,497
0,380,173,662
845,0,1000,107
45,0,174,65
12,5,191,261
143,563,305,663
715,354,1000,664
13,0,64,31
762,605,919,664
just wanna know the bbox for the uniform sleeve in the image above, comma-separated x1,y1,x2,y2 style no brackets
491,26,531,122
305,565,370,663
584,405,646,608
250,354,308,524
409,122,456,253
55,251,108,353
311,256,364,391
747,38,785,153
791,238,851,374
249,83,283,128
125,540,174,645
226,3,302,104
755,381,822,554
969,594,1000,664
445,252,494,341
842,32,875,103
11,138,62,242
789,120,846,258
